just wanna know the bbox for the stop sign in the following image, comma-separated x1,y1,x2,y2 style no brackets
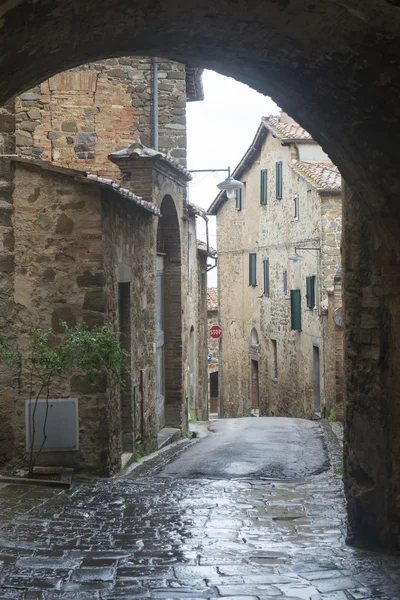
210,325,223,339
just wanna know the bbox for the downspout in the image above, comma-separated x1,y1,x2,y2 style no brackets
153,57,159,150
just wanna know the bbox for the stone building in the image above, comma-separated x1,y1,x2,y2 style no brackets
207,288,219,414
209,113,342,419
0,57,208,475
0,141,208,475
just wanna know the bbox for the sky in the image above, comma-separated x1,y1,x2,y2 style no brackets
186,70,279,287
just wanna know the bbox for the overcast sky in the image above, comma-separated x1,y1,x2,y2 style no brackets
186,70,279,287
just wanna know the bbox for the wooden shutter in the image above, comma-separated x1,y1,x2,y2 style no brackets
290,289,301,330
260,169,267,205
276,161,282,199
235,188,242,211
249,253,257,286
263,259,270,296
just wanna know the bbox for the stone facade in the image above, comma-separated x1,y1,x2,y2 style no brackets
0,143,207,475
9,57,202,176
209,114,342,420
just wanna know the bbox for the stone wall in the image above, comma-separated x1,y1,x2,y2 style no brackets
14,58,187,177
343,183,400,550
325,271,344,421
101,189,158,458
195,249,208,421
0,158,161,475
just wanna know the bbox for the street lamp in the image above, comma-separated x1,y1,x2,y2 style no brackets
189,167,244,198
288,246,321,261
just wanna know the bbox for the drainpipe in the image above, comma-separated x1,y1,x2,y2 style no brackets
153,57,159,151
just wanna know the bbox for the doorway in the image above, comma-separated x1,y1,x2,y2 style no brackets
251,359,259,408
313,344,321,413
209,371,218,414
118,281,133,452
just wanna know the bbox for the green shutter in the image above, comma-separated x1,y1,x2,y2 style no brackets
260,169,267,205
235,188,242,211
263,258,269,296
291,289,301,330
249,253,257,286
283,270,287,295
276,161,282,199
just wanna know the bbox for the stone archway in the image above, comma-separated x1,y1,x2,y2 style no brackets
156,195,183,428
2,0,400,550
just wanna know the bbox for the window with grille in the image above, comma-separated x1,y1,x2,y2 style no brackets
306,275,316,309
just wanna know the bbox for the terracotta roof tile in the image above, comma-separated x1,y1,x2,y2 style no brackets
291,161,342,191
207,288,218,311
262,115,313,141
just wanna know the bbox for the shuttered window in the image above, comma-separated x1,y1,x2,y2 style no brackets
276,161,283,199
306,275,316,309
249,253,257,287
263,259,270,296
260,169,267,205
235,187,242,211
290,289,302,331
283,270,287,295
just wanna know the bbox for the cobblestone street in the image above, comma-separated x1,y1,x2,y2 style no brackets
0,422,399,599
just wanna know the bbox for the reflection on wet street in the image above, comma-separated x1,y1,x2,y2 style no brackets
0,427,399,599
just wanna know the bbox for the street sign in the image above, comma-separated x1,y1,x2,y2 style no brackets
210,325,223,339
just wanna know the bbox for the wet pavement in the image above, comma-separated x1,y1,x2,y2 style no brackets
0,419,399,599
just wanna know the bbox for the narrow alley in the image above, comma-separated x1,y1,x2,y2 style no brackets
0,418,399,599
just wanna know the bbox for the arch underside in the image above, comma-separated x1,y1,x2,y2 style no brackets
1,0,400,550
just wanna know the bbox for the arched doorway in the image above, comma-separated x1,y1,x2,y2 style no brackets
156,195,183,429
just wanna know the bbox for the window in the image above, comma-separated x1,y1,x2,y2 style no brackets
294,194,299,220
235,187,242,211
276,161,283,199
263,258,270,296
260,169,267,205
283,270,287,295
306,275,316,309
290,289,302,331
271,339,278,379
249,253,257,286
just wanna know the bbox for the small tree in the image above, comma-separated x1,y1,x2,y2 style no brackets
0,322,128,477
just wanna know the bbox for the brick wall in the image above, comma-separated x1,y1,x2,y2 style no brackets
14,58,187,177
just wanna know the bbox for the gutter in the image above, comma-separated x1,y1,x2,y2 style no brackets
153,57,159,151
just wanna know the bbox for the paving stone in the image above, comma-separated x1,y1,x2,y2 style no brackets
0,447,399,599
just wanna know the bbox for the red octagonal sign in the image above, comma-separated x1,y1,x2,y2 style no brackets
210,325,223,339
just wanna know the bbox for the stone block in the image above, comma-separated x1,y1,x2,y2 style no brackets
0,114,15,133
0,256,14,273
20,93,40,101
51,306,76,332
55,213,74,234
61,121,77,133
77,270,104,287
83,290,105,312
15,130,33,146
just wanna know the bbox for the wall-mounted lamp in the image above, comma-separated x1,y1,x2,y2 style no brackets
288,246,321,261
189,167,244,199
